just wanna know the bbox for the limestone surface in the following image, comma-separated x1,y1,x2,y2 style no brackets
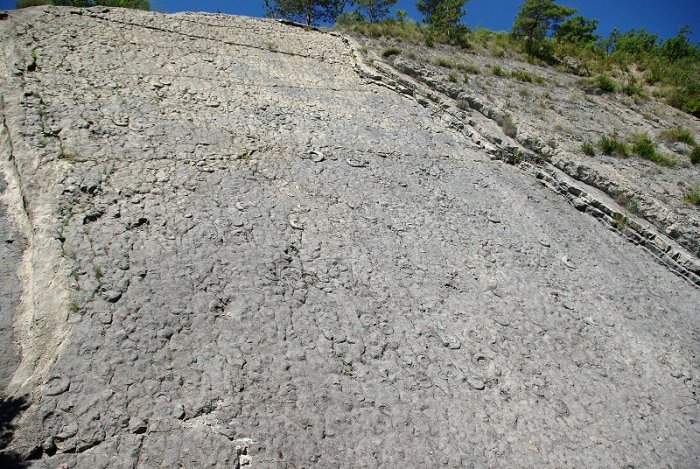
0,6,699,468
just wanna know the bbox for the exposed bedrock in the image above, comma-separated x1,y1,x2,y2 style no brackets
0,6,698,468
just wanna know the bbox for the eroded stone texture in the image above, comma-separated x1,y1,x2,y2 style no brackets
0,172,22,393
0,6,699,468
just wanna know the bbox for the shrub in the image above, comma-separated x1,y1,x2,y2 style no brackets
598,135,628,156
596,74,617,92
661,126,697,146
534,75,545,84
685,185,700,205
496,113,517,138
435,56,456,68
631,134,677,166
448,72,458,83
581,141,596,156
382,47,401,57
622,82,644,96
614,193,640,214
511,69,533,82
691,146,700,165
457,62,480,74
492,64,505,76
631,134,657,159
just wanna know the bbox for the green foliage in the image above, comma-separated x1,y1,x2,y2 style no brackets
417,0,469,46
581,141,596,156
457,61,480,74
684,185,700,205
600,28,659,55
691,146,700,165
16,0,52,6
381,46,401,57
631,134,677,166
336,8,365,24
337,16,426,42
435,56,456,68
492,64,505,76
596,74,616,92
631,134,656,159
512,0,576,54
621,81,644,97
511,69,533,82
417,0,467,28
660,26,699,62
17,0,149,8
340,3,699,118
351,0,398,23
395,9,408,23
554,15,598,45
448,72,458,82
661,126,696,146
265,0,344,26
598,135,628,156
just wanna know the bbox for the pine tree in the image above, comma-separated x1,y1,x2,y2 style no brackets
554,15,598,45
416,0,467,30
512,0,575,53
351,0,398,23
264,0,345,26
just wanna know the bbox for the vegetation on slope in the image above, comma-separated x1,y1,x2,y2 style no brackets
333,0,700,118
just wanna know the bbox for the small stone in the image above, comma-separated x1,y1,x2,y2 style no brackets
346,158,368,167
467,377,485,390
288,215,304,230
129,418,148,434
43,374,70,396
441,335,461,349
102,290,122,303
308,150,324,162
572,197,587,211
561,256,575,269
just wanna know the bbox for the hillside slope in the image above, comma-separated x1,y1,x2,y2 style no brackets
0,6,699,467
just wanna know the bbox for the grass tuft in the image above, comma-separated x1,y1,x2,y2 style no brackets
596,74,617,93
598,135,628,156
684,185,700,205
435,56,456,68
382,47,401,58
691,145,700,165
631,134,677,166
581,141,596,156
661,126,696,146
511,69,533,83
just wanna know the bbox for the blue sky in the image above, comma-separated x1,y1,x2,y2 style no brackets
2,1,699,40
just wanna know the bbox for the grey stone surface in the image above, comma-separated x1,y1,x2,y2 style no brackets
362,36,700,258
0,6,698,468
0,171,22,393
